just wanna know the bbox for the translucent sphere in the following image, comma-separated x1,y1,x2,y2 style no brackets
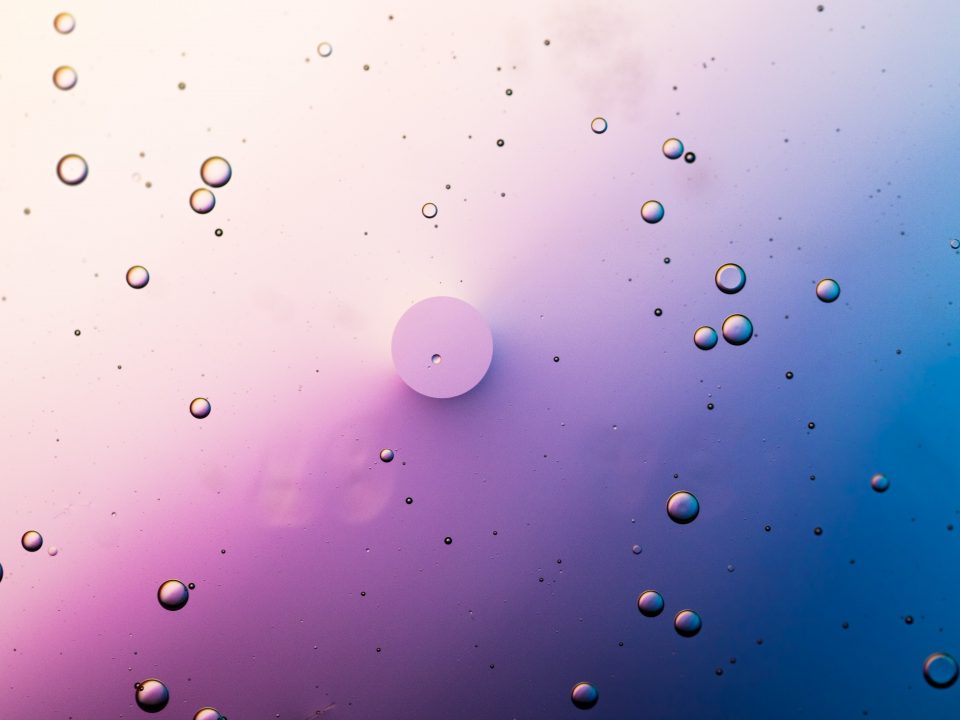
126,265,150,289
570,681,599,709
694,326,718,351
193,707,224,720
666,491,700,524
190,188,216,214
0,562,3,582
590,117,608,134
57,154,88,185
53,66,77,90
21,530,43,552
135,679,170,713
53,12,75,34
721,314,753,346
951,239,960,250
631,544,642,555
816,278,840,303
379,448,395,463
637,590,664,617
662,138,684,159
715,263,746,294
923,652,958,688
421,202,438,219
641,200,664,224
48,546,59,556
870,473,890,493
317,42,333,57
674,609,703,637
190,397,211,419
157,579,189,611
200,157,232,188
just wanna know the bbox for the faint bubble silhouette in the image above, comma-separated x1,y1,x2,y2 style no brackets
570,681,599,709
694,326,718,350
923,653,958,688
190,188,216,214
135,679,170,713
157,579,189,611
21,531,43,552
674,609,702,637
662,138,684,159
641,200,664,224
57,154,88,185
667,491,700,524
317,42,333,57
53,66,77,90
637,590,664,617
200,157,232,187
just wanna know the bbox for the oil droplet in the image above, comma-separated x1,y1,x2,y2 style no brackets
157,579,189,611
200,157,232,188
641,200,664,224
694,326,718,351
379,448,395,463
53,66,77,90
590,117,608,134
126,266,150,289
317,42,333,57
421,202,438,219
637,590,664,617
190,397,211,419
53,12,76,34
21,530,43,552
135,678,170,713
570,681,599,710
816,278,841,303
721,314,753,346
715,263,746,294
923,652,958,688
684,152,696,163
870,473,890,493
190,188,215,214
192,707,224,720
674,609,702,637
667,491,700,524
631,544,642,555
662,138,684,159
57,154,88,185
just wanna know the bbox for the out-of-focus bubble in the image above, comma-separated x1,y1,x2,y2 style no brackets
53,12,75,34
923,653,958,688
667,491,700,524
662,138,684,159
157,579,189,611
21,531,43,552
637,590,664,617
641,200,664,224
190,188,216,214
870,473,890,493
590,117,608,134
0,562,3,581
570,682,599,710
126,266,150,289
674,609,703,637
317,42,333,57
631,544,642,555
816,278,840,303
53,66,77,90
193,707,224,720
47,546,59,556
694,326,718,351
684,151,696,163
951,239,960,250
200,157,232,188
379,448,395,463
135,679,170,713
721,314,753,346
57,154,88,185
421,202,438,219
190,397,211,419
715,263,746,294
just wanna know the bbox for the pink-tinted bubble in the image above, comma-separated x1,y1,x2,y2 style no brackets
53,66,77,90
590,117,608,134
157,579,189,611
694,326,718,350
816,278,840,302
135,679,169,713
190,188,216,214
53,12,75,34
193,708,225,720
190,397,211,419
200,157,232,188
662,137,684,159
21,530,43,552
637,590,664,617
674,609,702,637
667,491,699,524
421,202,438,219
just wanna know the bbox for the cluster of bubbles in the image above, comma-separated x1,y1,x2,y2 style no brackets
190,157,232,214
51,15,88,185
637,590,702,634
692,264,753,350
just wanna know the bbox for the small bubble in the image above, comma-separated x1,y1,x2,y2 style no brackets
443,536,452,545
157,580,189,611
430,353,442,365
192,708,225,720
923,653,958,689
785,371,794,379
870,473,890,493
764,524,772,532
135,678,170,712
707,403,715,410
641,200,664,224
405,497,413,504
126,266,150,289
570,682,599,710
667,491,700,524
590,117,608,134
190,188,216,214
654,308,663,316
663,257,671,264
727,564,735,572
684,152,696,163
715,263,746,294
21,530,43,552
662,138,684,159
53,12,76,34
814,527,823,536
52,66,78,90
215,228,223,237
363,64,370,71
632,544,642,555
553,356,560,362
721,314,754,346
74,329,81,336
177,81,186,90
496,139,505,147
57,154,88,185
816,278,841,303
317,42,333,58
47,546,59,556
715,667,724,676
543,39,551,46
187,582,195,590
190,397,211,419
951,239,959,250
841,621,849,629
905,616,914,625
220,548,226,554
421,202,438,219
694,326,718,351
817,4,824,11
200,157,232,188
379,448,395,463
674,609,703,637
637,590,664,617
505,88,513,96
808,422,816,430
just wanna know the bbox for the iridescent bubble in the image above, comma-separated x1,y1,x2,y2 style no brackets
126,266,150,289
157,579,189,611
816,278,841,303
193,707,224,720
715,263,746,294
923,652,958,688
200,157,232,188
190,188,216,214
317,42,333,57
570,681,599,710
721,314,753,346
674,609,702,637
662,138,684,159
870,473,890,493
135,679,170,713
57,154,88,185
190,397,211,419
666,491,699,524
421,202,438,219
641,200,664,224
694,326,718,351
637,590,664,617
21,530,43,552
590,117,608,134
53,12,76,34
379,448,395,463
53,66,77,90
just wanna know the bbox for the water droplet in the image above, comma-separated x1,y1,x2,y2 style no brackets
641,200,664,224
200,157,232,188
637,590,664,617
870,473,890,493
47,546,59,556
684,151,696,163
190,188,216,214
135,678,170,712
379,448,395,463
157,580,189,611
816,278,840,303
631,544,642,555
190,397,211,419
53,66,77,90
21,530,43,552
694,326,718,351
53,12,76,34
570,681,599,710
674,609,702,637
421,202,438,219
721,314,753,346
57,154,88,185
193,707,225,720
317,42,333,57
715,263,746,294
923,652,958,688
126,266,150,289
443,536,452,545
667,491,700,524
662,138,684,159
951,239,959,250
590,117,608,134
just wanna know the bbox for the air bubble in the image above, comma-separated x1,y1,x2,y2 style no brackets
190,397,211,419
135,679,170,713
631,544,642,555
637,590,664,617
317,42,333,57
870,473,889,493
57,154,88,185
157,580,189,611
662,138,684,159
923,652,958,688
48,546,59,556
570,681,599,710
667,491,700,524
200,157,232,188
715,263,746,294
421,202,438,219
443,536,452,545
193,707,225,720
951,239,960,250
674,609,702,637
190,188,215,214
53,66,77,90
21,531,43,552
126,266,150,289
684,152,696,163
641,200,664,224
379,448,395,463
816,278,840,303
590,117,608,134
694,326,718,351
53,12,75,34
721,314,753,346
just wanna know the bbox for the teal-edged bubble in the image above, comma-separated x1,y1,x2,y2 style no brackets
721,314,753,346
674,609,702,637
21,530,43,552
641,200,664,224
667,491,699,524
662,138,684,159
379,448,395,463
135,678,170,713
816,278,840,303
570,681,599,709
190,397,211,419
870,473,889,493
923,652,958,688
590,117,608,134
157,579,189,611
193,707,225,720
715,263,746,294
637,590,664,617
694,326,718,350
